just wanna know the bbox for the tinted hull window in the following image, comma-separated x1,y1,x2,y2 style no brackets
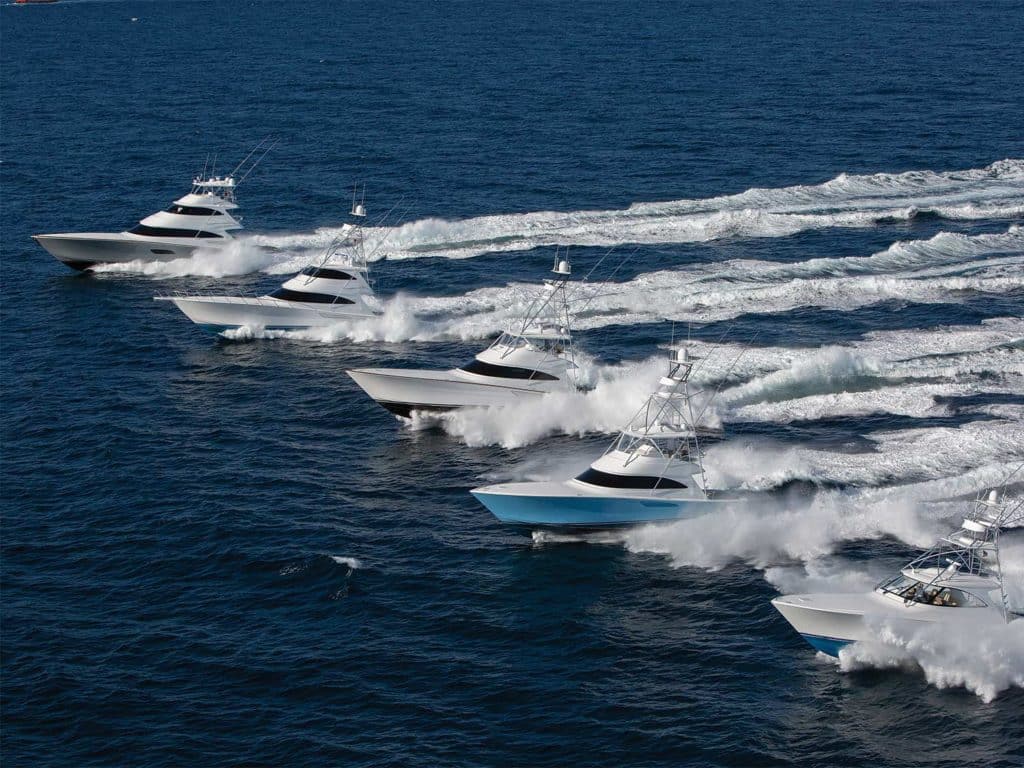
164,205,223,216
129,224,223,238
575,467,687,490
268,288,355,305
459,359,558,381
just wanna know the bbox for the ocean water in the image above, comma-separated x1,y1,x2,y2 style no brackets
2,1,1024,765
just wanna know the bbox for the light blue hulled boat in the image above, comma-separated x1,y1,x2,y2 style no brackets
472,345,734,530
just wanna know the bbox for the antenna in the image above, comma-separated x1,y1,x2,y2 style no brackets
552,246,571,276
351,182,367,217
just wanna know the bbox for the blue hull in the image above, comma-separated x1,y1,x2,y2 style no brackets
799,634,853,657
471,490,716,529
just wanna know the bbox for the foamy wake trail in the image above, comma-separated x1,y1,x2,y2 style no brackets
371,226,1023,338
714,333,1023,424
705,423,1024,492
254,159,1024,259
90,239,287,278
216,227,1023,343
837,620,1024,703
624,491,935,570
415,355,661,448
424,317,1021,449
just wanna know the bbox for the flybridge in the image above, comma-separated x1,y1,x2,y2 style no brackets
611,346,708,492
187,136,279,203
190,176,237,202
488,252,581,387
901,485,1024,621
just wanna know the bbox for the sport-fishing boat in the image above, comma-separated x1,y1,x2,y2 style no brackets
347,256,585,417
34,175,242,271
33,143,274,271
471,345,734,529
156,196,380,332
772,488,1023,657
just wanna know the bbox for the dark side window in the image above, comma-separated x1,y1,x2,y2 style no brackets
269,288,355,305
575,467,687,490
129,224,222,238
459,359,558,381
301,266,355,280
164,204,223,216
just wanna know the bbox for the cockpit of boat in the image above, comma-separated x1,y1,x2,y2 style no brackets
876,573,988,607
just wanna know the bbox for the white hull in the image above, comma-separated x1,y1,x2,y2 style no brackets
158,296,378,331
33,233,211,269
347,367,557,417
771,592,1006,656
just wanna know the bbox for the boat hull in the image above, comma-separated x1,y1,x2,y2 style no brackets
158,296,378,332
770,593,1008,657
347,368,554,416
770,599,874,656
471,488,729,529
33,233,208,270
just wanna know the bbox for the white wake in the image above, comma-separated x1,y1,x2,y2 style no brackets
254,159,1024,260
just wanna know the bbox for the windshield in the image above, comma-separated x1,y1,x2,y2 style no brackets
523,336,566,354
492,332,527,351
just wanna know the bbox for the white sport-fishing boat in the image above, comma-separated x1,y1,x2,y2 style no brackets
471,345,734,529
32,144,274,271
772,488,1023,657
347,256,585,417
156,195,380,332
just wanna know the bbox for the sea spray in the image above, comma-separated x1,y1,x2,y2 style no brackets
422,355,665,448
91,239,287,278
838,619,1024,703
623,490,934,570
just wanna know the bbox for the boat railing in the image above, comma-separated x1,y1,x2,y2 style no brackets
898,486,1024,620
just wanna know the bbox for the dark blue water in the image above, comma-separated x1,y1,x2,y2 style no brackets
3,1,1024,766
